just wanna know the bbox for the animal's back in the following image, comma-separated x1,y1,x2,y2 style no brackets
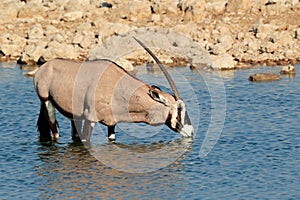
34,58,134,119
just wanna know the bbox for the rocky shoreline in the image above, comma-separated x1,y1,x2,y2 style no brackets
0,0,300,70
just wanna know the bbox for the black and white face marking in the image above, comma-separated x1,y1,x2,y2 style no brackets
168,100,194,137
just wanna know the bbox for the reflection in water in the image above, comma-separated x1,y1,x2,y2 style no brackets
37,141,191,199
280,73,296,79
218,70,235,79
90,137,193,173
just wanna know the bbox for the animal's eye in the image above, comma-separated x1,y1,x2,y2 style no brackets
150,90,160,99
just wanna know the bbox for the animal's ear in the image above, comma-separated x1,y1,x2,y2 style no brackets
149,86,169,106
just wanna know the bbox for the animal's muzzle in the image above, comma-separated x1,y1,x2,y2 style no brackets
179,111,194,137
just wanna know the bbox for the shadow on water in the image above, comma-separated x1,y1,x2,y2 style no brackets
36,138,193,199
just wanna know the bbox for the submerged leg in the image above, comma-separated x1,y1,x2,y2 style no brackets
81,120,95,142
71,119,82,141
108,125,116,141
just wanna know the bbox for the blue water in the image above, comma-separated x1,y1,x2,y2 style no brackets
0,63,299,199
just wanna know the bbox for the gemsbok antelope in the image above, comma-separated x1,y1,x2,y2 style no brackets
34,37,194,142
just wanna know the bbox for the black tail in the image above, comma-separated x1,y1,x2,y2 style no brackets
37,102,60,142
37,103,51,142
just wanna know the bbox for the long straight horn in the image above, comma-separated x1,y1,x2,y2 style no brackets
133,37,180,101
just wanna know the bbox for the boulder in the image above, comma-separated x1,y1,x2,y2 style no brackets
211,53,236,70
0,1,23,22
27,23,44,39
116,1,152,22
248,73,280,82
227,0,257,13
295,28,300,40
205,1,228,15
0,44,22,58
62,11,84,22
271,31,294,47
42,41,80,60
97,22,135,40
17,2,47,18
22,43,45,63
115,58,134,71
0,33,26,58
212,35,234,55
44,25,60,36
280,65,296,74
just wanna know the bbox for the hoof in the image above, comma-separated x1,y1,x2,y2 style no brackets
108,134,115,142
53,132,59,140
108,138,116,143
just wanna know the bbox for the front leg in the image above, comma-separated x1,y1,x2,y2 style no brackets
71,119,82,141
108,125,116,141
81,120,95,142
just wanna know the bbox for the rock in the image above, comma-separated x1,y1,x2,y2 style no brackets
227,0,256,13
22,43,45,63
0,1,23,22
0,44,22,58
271,31,294,47
115,58,134,71
42,41,79,60
97,22,135,40
212,35,234,55
295,28,300,40
151,14,161,23
63,0,90,11
17,3,47,18
79,33,95,49
62,11,83,22
253,19,278,36
248,73,280,82
284,49,298,59
205,1,228,14
0,33,26,58
280,65,295,74
73,32,84,45
44,25,60,36
211,54,236,70
50,33,66,43
27,24,44,39
116,1,152,22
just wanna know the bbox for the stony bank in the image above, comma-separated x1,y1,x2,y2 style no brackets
0,0,300,70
